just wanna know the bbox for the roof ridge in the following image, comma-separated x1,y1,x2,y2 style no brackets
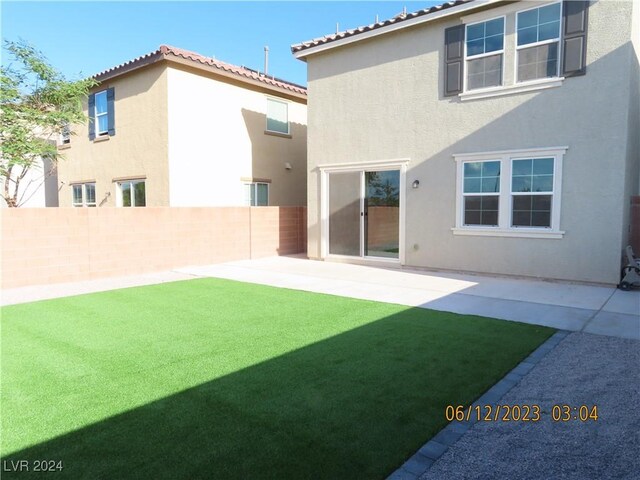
94,45,307,96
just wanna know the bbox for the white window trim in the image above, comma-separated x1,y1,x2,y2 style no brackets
514,1,563,84
265,97,290,135
71,183,96,207
452,147,567,239
463,15,506,93
459,76,564,101
244,182,270,206
117,179,145,207
458,1,565,101
95,90,108,136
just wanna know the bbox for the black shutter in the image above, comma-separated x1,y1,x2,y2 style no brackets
88,93,95,140
562,0,589,77
444,25,465,97
107,87,116,136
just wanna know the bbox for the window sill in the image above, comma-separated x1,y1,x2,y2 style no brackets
264,130,292,139
459,77,564,102
58,144,71,150
451,227,565,239
93,135,110,143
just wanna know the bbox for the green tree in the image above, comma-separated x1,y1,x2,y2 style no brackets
367,172,399,207
0,40,97,207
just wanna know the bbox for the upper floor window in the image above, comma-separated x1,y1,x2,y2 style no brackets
72,183,96,207
444,1,588,99
516,3,562,82
88,87,115,140
61,124,70,145
266,98,289,135
465,17,505,90
95,91,108,135
118,179,145,207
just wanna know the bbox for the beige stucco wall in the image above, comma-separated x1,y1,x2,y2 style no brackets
167,64,307,207
57,63,170,207
305,0,636,284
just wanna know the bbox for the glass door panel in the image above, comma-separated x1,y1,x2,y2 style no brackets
365,170,400,259
328,171,361,256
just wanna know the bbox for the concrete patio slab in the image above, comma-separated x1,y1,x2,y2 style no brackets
583,311,640,340
601,289,640,315
1,271,194,306
420,294,595,331
176,257,639,340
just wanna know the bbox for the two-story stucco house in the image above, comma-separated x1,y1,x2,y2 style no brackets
293,0,639,285
57,45,307,208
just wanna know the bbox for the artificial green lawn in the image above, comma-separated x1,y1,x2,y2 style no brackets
1,278,554,479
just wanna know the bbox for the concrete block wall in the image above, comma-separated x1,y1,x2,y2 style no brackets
1,207,306,289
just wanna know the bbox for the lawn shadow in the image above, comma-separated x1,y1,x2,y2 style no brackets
1,307,552,480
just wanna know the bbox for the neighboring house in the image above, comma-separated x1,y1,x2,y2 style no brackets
1,133,60,208
57,45,307,208
292,0,639,285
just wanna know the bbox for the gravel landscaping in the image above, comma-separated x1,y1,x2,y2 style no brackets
420,332,640,480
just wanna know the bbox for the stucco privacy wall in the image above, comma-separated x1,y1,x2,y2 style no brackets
167,65,307,207
305,0,635,284
1,207,306,289
57,63,170,207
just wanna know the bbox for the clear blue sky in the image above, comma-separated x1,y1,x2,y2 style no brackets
2,1,436,86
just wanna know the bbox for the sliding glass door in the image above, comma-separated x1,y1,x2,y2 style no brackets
328,171,361,256
327,169,400,260
365,170,400,258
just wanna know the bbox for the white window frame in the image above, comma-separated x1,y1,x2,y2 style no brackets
71,183,96,207
265,97,289,135
514,1,563,84
244,182,269,206
510,156,555,229
461,159,502,227
453,147,567,239
94,90,108,136
463,15,506,92
117,179,145,207
458,1,566,101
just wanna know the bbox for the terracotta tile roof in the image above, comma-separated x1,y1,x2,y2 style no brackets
93,45,307,96
292,0,473,54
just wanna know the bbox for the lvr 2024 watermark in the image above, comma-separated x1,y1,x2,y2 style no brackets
3,460,63,472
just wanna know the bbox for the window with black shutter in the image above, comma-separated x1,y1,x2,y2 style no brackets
444,25,465,96
88,87,115,139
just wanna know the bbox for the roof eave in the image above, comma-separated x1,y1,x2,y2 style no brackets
94,49,307,101
94,50,164,82
292,0,501,60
